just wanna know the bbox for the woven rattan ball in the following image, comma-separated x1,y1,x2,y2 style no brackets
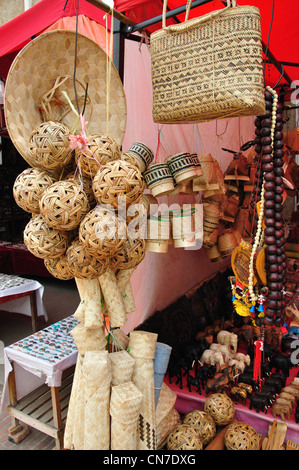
224,422,259,451
64,171,96,207
66,238,108,279
166,424,203,451
92,160,144,208
75,134,121,177
110,237,145,272
39,180,90,231
24,214,70,259
44,255,73,280
79,206,126,259
183,410,216,446
13,167,56,213
204,393,235,426
28,120,73,170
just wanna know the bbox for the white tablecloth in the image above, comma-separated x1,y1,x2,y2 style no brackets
0,273,47,320
1,316,79,411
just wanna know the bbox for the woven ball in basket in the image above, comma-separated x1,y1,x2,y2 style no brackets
224,422,259,451
23,214,70,260
92,160,144,208
39,180,90,232
166,424,203,451
183,410,216,446
4,30,126,160
110,237,145,272
27,121,73,170
79,206,126,259
13,167,56,214
44,255,73,281
66,238,108,279
204,393,235,426
75,134,121,178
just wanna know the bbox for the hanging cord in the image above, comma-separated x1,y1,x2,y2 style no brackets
72,0,88,117
104,8,114,136
263,0,275,84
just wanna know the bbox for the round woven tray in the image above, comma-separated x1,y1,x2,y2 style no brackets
224,422,259,450
166,424,203,451
66,238,109,279
13,167,56,214
183,410,216,446
92,160,144,208
204,393,235,426
4,30,127,160
24,214,70,260
75,134,121,177
27,120,73,170
39,180,90,232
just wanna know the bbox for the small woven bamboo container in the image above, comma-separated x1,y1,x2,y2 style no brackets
28,120,73,170
75,277,105,328
116,268,136,315
24,213,70,259
145,212,171,253
224,422,259,450
75,134,121,178
83,350,112,450
171,205,202,248
110,350,136,386
129,330,158,450
110,328,130,351
203,202,220,248
218,229,238,256
167,152,198,185
64,353,84,450
157,408,181,449
156,383,181,449
166,424,203,451
193,154,214,191
183,410,216,446
39,180,90,231
204,244,224,263
13,167,56,214
92,160,144,208
190,153,203,177
144,163,175,197
123,142,154,173
44,255,73,280
224,194,239,220
99,267,127,328
204,393,235,426
66,238,109,279
71,322,107,353
110,381,144,450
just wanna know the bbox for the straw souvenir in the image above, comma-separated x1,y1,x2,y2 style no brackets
203,158,225,199
223,194,240,221
171,205,202,248
157,408,181,449
39,180,90,231
167,153,198,185
123,142,154,173
110,350,136,386
204,244,223,263
4,30,126,160
75,134,121,178
190,153,203,177
144,163,175,197
92,160,144,209
109,328,130,351
202,202,220,248
64,171,96,208
145,212,171,253
193,154,215,191
13,167,56,214
83,350,112,450
111,237,145,272
129,330,158,450
116,268,136,314
224,422,259,450
218,229,239,256
23,213,70,259
99,267,127,328
75,277,105,328
150,0,265,124
204,393,235,426
183,410,216,446
71,322,107,353
64,353,84,450
110,381,144,450
44,255,73,280
79,206,126,259
224,153,251,182
153,342,172,406
155,383,180,448
66,238,109,279
166,424,203,450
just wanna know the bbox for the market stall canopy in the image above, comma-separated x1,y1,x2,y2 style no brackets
113,0,299,88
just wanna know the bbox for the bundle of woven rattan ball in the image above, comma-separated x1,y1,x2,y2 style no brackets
66,238,109,279
13,167,56,214
166,424,203,451
75,134,121,177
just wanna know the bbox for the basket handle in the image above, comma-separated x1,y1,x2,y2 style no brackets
162,0,236,32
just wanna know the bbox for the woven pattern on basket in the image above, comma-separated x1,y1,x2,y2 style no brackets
183,410,216,446
204,393,235,426
24,214,70,259
44,255,73,280
166,424,203,450
75,134,121,177
13,167,56,214
79,206,126,258
224,422,259,450
150,1,265,124
123,142,154,173
28,121,73,170
66,238,108,279
4,30,126,160
92,160,144,208
111,237,145,272
39,181,90,231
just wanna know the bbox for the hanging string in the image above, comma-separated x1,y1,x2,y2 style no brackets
104,8,114,136
263,0,275,84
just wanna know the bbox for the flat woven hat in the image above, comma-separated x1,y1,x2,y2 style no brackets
4,29,127,159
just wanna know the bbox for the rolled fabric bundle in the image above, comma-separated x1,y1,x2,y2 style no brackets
116,267,136,314
128,330,158,450
153,342,172,406
110,350,136,386
64,353,84,450
99,267,127,328
75,278,105,328
83,350,112,450
71,323,107,353
110,381,143,450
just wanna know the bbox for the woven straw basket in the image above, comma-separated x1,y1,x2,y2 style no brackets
4,30,126,159
150,0,265,124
